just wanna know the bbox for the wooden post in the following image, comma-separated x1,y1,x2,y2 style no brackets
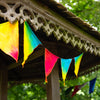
0,69,8,100
47,63,60,100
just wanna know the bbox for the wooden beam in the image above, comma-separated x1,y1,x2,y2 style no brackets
47,62,60,100
32,0,100,45
41,40,79,58
0,69,8,100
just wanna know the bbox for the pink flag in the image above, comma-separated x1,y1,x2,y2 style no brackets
45,48,59,82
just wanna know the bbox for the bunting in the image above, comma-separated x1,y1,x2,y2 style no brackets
0,21,19,61
0,18,97,97
72,82,88,97
61,58,72,85
74,53,83,76
0,21,85,85
22,21,42,66
89,77,97,94
45,48,59,82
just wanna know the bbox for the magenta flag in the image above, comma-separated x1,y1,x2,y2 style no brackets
45,48,59,82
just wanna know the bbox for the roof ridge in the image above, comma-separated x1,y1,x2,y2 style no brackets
38,0,100,40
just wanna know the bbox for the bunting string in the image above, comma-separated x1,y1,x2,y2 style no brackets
0,21,84,84
0,21,98,99
0,21,97,97
22,21,84,81
71,77,97,97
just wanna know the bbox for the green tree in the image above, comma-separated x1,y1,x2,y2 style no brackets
8,83,46,100
57,0,100,31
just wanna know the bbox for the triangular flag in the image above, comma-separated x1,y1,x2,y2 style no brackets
45,48,59,82
22,21,42,66
74,53,83,76
71,85,80,97
0,21,19,61
61,58,72,85
72,82,88,97
89,77,97,94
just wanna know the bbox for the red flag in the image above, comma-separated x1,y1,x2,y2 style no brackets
72,82,88,97
72,85,80,97
45,48,59,82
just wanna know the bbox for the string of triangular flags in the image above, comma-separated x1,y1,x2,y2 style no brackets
0,21,83,84
61,77,97,97
71,77,97,97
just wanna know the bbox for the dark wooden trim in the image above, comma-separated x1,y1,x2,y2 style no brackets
47,62,60,100
0,69,8,100
31,0,100,45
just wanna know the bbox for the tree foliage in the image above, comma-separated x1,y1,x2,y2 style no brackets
59,0,100,31
8,83,46,100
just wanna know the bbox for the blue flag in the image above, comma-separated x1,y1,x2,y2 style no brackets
89,77,97,94
61,58,72,85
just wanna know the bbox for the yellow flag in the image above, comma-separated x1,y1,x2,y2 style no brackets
22,21,42,66
0,21,19,61
74,53,83,76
